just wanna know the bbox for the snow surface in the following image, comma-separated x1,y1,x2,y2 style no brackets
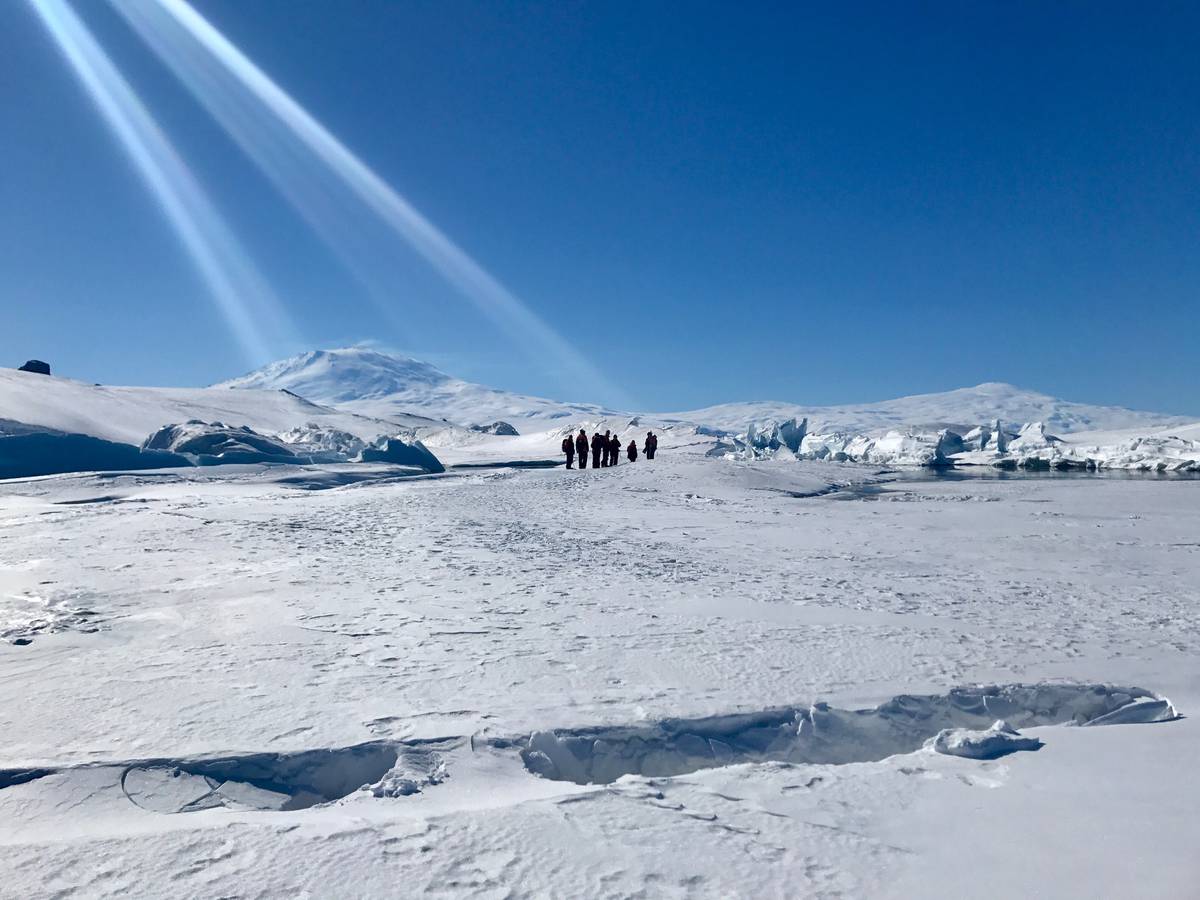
2,439,1199,897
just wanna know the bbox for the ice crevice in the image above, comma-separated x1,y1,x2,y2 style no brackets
511,683,1180,785
0,684,1179,810
0,741,449,814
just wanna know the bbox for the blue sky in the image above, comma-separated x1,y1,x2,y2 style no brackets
3,1,1198,414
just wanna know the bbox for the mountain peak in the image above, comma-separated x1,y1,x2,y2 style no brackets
218,347,612,427
217,348,455,404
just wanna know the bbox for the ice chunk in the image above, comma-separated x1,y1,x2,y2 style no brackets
927,720,1043,760
143,421,297,463
357,437,445,473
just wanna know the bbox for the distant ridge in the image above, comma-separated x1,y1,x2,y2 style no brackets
663,382,1191,435
219,348,1192,434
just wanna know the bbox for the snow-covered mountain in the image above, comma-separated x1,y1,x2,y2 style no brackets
216,348,615,429
220,349,1191,436
666,382,1192,435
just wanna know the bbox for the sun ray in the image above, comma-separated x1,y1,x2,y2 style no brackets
111,0,628,406
27,0,296,367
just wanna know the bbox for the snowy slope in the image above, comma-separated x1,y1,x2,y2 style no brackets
0,367,430,445
667,382,1190,434
218,348,615,429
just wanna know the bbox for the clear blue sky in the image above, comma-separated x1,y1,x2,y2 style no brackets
3,1,1197,414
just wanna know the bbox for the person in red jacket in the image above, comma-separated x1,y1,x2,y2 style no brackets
575,429,589,469
561,435,575,469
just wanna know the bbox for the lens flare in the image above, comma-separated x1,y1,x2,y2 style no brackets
27,0,295,366
111,0,626,405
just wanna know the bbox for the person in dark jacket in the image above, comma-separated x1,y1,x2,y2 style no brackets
608,432,621,466
562,435,575,469
591,431,606,469
575,429,589,469
645,431,658,460
627,439,638,462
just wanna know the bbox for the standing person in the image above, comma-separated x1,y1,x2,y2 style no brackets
627,439,638,462
609,431,621,466
561,434,575,469
591,430,606,469
645,431,658,460
576,429,589,469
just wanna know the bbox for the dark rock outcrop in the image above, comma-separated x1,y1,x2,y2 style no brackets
17,360,51,376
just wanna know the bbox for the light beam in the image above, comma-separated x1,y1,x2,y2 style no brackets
111,0,626,405
27,0,296,366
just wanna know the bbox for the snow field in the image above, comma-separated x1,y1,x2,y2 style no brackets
1,446,1198,896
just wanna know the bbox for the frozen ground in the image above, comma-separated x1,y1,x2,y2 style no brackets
1,444,1198,898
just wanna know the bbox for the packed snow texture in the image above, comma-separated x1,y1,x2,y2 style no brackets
2,442,1199,897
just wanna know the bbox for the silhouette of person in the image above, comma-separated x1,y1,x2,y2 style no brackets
591,430,606,469
645,431,658,460
575,429,589,469
627,439,638,462
561,435,575,469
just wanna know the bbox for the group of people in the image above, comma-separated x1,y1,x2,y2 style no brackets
562,429,658,469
